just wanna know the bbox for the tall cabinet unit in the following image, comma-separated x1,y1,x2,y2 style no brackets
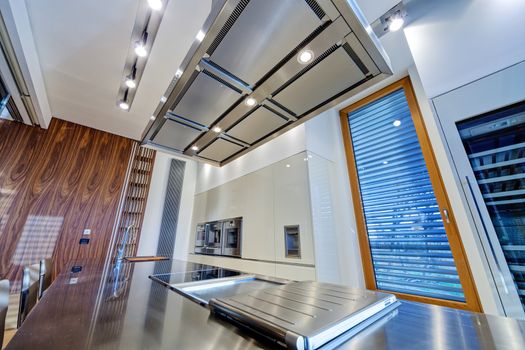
434,60,525,318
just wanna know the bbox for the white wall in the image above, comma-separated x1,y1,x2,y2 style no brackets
137,151,197,259
404,0,525,98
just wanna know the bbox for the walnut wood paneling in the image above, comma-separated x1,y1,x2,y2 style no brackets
0,118,133,289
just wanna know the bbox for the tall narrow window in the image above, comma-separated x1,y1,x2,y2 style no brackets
340,78,481,311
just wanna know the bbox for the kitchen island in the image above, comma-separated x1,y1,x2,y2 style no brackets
6,258,525,349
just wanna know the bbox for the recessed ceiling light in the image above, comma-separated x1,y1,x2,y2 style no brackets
245,97,257,107
298,49,314,64
212,126,222,133
175,68,183,78
393,119,401,127
196,30,205,42
147,0,163,11
119,101,129,110
191,145,199,151
134,42,147,57
388,13,404,32
160,96,167,103
286,164,291,168
150,115,156,120
125,77,136,89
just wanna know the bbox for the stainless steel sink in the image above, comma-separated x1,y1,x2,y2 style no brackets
167,274,288,306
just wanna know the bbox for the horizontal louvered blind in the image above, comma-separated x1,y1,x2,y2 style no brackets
347,88,466,302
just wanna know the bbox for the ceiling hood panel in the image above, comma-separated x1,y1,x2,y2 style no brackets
152,119,202,151
273,47,366,116
172,72,241,127
142,0,392,166
226,106,289,144
198,138,244,162
208,0,322,86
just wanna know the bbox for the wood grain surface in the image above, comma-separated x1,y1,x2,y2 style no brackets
0,118,133,290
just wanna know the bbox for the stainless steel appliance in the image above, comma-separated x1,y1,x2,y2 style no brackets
205,221,223,255
221,217,242,257
209,281,399,350
194,223,207,254
195,217,243,257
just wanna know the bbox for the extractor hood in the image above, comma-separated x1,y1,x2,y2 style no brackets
141,0,392,166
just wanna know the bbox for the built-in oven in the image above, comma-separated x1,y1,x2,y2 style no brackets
194,223,207,254
205,221,223,255
221,218,242,257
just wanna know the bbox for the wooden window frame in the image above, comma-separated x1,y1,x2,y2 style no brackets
339,77,482,312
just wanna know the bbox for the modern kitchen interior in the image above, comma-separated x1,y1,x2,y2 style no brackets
0,0,524,349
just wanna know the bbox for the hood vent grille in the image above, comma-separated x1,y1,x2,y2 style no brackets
305,0,326,20
142,0,392,166
207,0,251,56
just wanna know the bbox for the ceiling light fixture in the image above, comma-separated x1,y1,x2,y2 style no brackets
191,145,199,151
196,30,205,42
212,126,222,133
119,90,130,110
175,68,183,79
245,97,257,107
298,49,314,64
125,65,137,88
160,96,167,103
388,12,404,32
393,119,401,127
134,32,149,57
150,115,156,120
119,101,129,110
147,0,163,11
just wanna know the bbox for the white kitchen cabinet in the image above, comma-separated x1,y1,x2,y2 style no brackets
273,153,315,265
241,166,275,261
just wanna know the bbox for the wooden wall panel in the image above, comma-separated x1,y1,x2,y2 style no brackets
0,118,133,289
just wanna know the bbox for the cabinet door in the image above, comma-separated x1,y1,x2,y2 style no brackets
241,167,275,261
273,153,315,265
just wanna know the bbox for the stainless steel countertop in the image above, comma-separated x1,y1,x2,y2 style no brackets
6,258,525,349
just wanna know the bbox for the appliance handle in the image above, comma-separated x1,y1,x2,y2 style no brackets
465,176,508,294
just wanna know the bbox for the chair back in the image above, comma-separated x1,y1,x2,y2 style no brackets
17,264,39,328
0,279,9,346
38,259,53,300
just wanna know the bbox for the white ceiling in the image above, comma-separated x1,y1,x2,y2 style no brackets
25,0,212,139
24,0,412,140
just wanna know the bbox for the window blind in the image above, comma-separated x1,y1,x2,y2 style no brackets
347,88,466,302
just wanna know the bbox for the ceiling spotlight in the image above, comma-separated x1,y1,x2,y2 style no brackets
135,31,148,57
191,145,199,151
125,77,136,88
196,30,205,42
160,96,167,103
393,119,401,127
134,42,147,57
175,68,183,79
147,0,163,11
286,164,291,168
150,115,156,120
119,101,129,110
245,97,257,107
212,126,222,133
388,13,404,32
298,49,314,64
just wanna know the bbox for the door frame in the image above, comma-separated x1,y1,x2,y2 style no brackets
339,77,482,311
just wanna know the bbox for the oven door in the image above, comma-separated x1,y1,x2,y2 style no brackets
434,60,525,319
